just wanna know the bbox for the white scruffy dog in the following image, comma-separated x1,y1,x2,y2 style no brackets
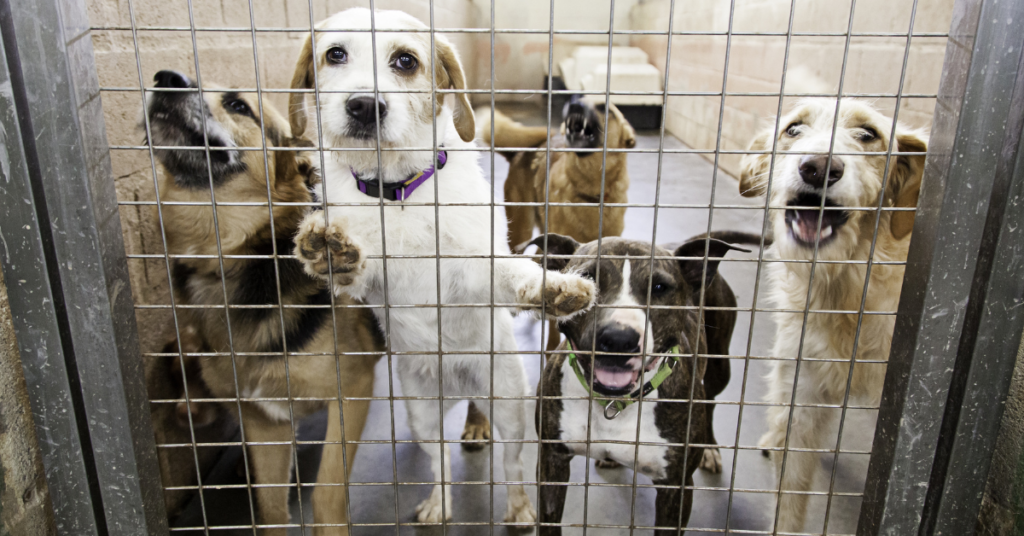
289,8,596,526
739,99,927,533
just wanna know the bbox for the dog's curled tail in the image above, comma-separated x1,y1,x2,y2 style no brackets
476,107,550,161
691,230,772,248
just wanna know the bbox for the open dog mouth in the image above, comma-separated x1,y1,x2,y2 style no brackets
563,100,602,150
580,349,661,395
784,193,849,247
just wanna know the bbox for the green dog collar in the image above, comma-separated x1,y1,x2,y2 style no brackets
566,340,681,420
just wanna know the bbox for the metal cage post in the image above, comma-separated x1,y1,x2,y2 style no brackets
859,0,1024,534
0,0,167,533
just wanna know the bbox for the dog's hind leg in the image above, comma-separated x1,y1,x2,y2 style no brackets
399,364,456,524
490,354,538,524
240,406,295,536
700,357,729,473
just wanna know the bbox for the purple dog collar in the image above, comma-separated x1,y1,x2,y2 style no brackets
353,150,447,201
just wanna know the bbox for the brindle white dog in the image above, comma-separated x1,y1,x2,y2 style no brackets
528,232,757,535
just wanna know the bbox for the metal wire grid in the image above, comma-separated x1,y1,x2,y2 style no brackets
99,0,943,533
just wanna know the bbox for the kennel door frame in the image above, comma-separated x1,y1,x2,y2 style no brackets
0,0,169,534
859,0,1024,534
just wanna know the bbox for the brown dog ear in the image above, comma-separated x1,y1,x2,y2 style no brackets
289,33,315,138
739,128,774,198
522,234,581,271
890,130,928,240
607,103,636,149
434,35,475,142
674,238,749,291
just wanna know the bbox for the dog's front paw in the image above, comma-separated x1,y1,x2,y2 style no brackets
415,487,451,524
700,448,723,473
595,458,622,469
503,486,537,524
518,272,596,318
294,215,364,286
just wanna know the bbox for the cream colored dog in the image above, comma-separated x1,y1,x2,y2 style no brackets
288,8,596,526
739,99,927,532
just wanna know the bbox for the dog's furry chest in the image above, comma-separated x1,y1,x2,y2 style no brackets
317,152,518,354
553,358,671,480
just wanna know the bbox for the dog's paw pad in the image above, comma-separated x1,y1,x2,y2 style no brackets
294,216,363,284
595,458,622,469
543,274,596,317
700,448,723,473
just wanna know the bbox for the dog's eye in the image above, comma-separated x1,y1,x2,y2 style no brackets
785,122,802,137
326,47,347,65
226,99,250,116
858,126,878,142
392,53,418,72
650,282,673,296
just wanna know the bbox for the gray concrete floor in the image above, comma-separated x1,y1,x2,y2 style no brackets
287,105,876,535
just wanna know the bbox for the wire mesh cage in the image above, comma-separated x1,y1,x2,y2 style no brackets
5,0,1024,535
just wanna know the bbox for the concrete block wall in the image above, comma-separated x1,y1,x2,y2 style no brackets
88,0,480,351
629,0,954,175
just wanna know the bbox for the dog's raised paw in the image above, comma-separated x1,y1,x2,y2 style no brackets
595,458,622,469
518,272,596,318
700,448,723,473
294,215,364,285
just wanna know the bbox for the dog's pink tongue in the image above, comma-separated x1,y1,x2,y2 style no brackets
594,368,634,389
795,211,822,242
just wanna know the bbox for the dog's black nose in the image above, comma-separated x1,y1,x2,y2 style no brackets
154,70,191,89
799,155,845,188
596,326,641,354
346,95,387,127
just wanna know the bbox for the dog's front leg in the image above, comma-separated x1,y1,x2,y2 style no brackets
294,212,371,295
494,258,595,318
240,405,295,536
537,444,572,536
653,462,696,536
312,357,375,536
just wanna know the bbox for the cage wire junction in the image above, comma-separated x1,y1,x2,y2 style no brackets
1,0,1024,535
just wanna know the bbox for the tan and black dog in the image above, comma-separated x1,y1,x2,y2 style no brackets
147,69,383,535
482,97,636,351
527,232,755,535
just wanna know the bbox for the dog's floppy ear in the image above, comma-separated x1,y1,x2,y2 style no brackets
889,130,928,240
521,233,581,272
674,238,749,290
739,128,773,198
434,35,475,142
607,103,636,149
289,33,315,138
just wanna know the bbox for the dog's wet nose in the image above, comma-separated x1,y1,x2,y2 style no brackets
799,155,845,188
154,70,191,89
346,95,388,127
596,326,641,354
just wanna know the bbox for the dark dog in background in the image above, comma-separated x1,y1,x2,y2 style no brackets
146,69,383,535
527,232,754,535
